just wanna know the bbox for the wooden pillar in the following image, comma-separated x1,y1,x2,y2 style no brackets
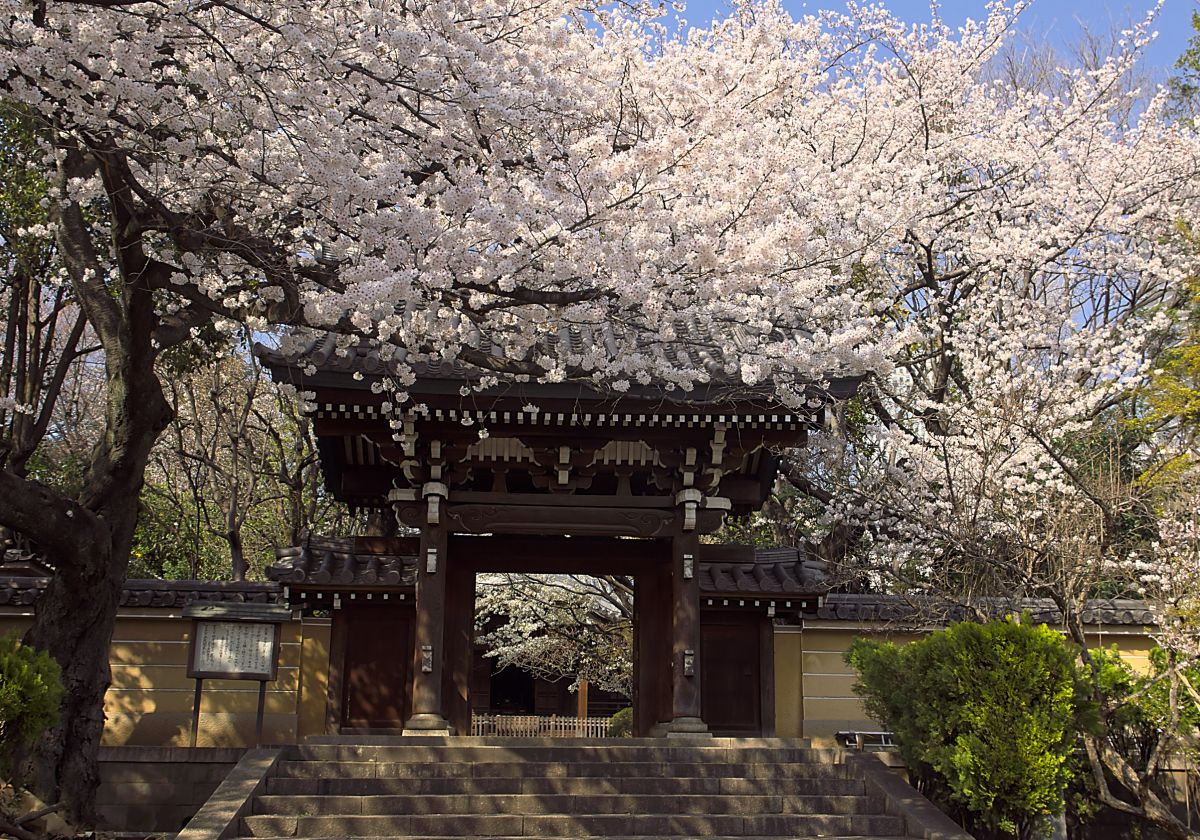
633,571,645,735
404,517,451,733
759,616,777,737
633,571,650,736
442,560,475,736
576,679,589,720
325,608,349,734
668,529,708,735
634,559,673,736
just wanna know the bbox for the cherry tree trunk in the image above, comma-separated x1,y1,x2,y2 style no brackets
11,272,173,823
18,439,166,823
20,535,130,827
230,530,247,581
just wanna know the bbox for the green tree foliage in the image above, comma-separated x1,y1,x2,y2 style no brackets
0,103,55,280
0,103,91,492
1065,647,1200,837
608,707,633,738
1159,6,1200,450
130,349,346,581
1169,12,1200,119
1139,235,1200,457
846,619,1093,840
0,633,62,779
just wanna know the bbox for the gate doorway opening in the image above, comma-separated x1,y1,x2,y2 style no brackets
474,571,632,724
316,534,785,738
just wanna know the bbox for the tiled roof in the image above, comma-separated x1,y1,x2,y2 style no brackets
256,331,862,403
0,547,1156,626
259,335,484,385
0,550,55,577
115,580,283,608
815,593,1157,627
0,578,41,606
697,547,828,596
0,540,827,608
260,320,755,388
269,535,416,588
0,550,283,608
0,576,282,609
268,537,827,597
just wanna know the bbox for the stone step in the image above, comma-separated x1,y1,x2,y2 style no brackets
230,738,935,840
252,792,884,817
275,759,851,780
286,744,835,764
266,773,869,797
240,836,907,840
306,734,813,749
241,813,907,837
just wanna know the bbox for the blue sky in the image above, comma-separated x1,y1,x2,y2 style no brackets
677,1,1197,76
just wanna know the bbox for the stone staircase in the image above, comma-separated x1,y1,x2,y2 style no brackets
231,736,923,839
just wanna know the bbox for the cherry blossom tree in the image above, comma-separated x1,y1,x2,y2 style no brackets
476,573,634,696
1,0,1198,824
0,107,94,524
722,5,1200,835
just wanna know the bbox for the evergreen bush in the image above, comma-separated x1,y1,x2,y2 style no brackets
846,617,1093,840
0,633,63,779
608,707,633,738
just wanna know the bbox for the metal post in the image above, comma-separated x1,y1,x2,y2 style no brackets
255,680,267,746
190,678,203,748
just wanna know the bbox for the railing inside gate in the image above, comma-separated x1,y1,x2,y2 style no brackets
470,713,611,738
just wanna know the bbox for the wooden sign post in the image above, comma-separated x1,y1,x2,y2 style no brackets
184,603,290,748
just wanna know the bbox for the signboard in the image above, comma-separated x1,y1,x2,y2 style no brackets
182,602,289,747
188,620,280,681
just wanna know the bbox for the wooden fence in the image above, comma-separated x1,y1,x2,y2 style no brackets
470,713,611,738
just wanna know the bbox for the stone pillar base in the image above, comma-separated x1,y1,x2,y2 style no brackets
665,717,712,738
402,713,453,736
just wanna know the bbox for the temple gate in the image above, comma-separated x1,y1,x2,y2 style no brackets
261,337,849,736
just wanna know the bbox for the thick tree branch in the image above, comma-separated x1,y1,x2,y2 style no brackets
0,469,102,561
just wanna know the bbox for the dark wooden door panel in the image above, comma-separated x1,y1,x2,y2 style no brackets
343,606,412,728
701,619,761,733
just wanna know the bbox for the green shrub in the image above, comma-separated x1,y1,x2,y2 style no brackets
608,706,633,738
846,617,1093,840
0,633,63,777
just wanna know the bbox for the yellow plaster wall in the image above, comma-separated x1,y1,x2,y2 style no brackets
777,621,1157,748
108,614,317,747
1086,629,1153,674
0,616,32,638
794,626,924,746
297,618,332,739
773,626,804,738
0,610,329,747
0,606,1161,748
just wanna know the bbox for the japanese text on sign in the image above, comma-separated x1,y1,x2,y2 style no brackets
191,621,275,678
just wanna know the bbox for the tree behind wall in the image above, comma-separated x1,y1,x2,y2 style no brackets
135,347,340,581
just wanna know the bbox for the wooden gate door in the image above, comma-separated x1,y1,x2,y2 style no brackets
701,616,762,734
341,604,412,728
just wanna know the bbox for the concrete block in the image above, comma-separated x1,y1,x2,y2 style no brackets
846,751,974,840
176,747,283,840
